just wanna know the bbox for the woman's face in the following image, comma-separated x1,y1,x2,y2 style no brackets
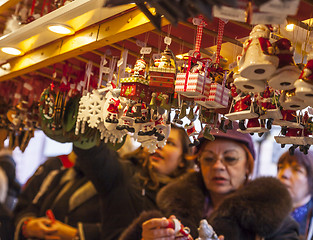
277,160,310,206
199,139,249,195
149,128,184,176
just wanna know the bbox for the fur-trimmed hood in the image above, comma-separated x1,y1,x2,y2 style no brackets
119,172,298,240
156,172,296,239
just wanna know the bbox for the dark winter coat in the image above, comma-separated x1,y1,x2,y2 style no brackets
73,143,167,240
0,203,14,240
120,172,299,240
14,165,101,240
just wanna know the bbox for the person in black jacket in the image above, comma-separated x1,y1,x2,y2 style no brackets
0,154,16,240
14,150,102,240
73,124,195,240
133,122,299,240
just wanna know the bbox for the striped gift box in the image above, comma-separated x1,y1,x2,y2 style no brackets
175,73,209,98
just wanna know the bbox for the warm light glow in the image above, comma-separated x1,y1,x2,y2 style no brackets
176,54,184,59
1,47,23,56
48,24,75,35
286,24,295,31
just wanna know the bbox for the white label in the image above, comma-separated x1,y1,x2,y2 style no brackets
140,47,152,55
102,58,108,66
251,12,286,25
164,36,172,45
228,61,237,70
308,107,313,115
103,67,111,74
23,82,33,91
192,17,202,26
213,5,246,22
270,32,283,41
152,53,162,60
259,0,300,15
14,93,21,99
136,39,146,48
117,58,124,67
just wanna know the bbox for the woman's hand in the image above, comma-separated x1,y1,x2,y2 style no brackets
24,217,58,239
52,221,78,240
142,217,175,240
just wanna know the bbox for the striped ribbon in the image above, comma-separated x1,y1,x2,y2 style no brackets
216,19,226,64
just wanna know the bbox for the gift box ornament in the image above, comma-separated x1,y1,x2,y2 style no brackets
268,38,301,90
120,77,150,102
175,72,207,97
237,24,279,80
149,48,176,93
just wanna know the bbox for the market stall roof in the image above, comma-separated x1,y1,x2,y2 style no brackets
0,0,312,84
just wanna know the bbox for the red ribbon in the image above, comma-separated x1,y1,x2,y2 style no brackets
194,16,206,54
216,19,226,64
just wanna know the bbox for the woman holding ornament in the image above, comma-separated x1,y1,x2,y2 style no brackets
73,124,195,240
133,122,299,240
277,149,313,240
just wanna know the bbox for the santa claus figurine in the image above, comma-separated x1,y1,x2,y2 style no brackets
294,49,313,106
133,58,147,78
237,24,278,80
268,38,301,90
105,97,120,123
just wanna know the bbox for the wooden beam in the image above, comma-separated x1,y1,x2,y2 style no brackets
0,0,20,15
0,8,170,81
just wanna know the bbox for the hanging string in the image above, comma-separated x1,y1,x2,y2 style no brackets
167,24,172,37
158,32,162,54
144,32,150,47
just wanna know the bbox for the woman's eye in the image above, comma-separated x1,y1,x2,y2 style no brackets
203,157,214,163
224,157,238,163
166,140,175,146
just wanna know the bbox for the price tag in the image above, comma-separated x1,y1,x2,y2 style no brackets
117,58,124,67
164,36,172,45
140,47,152,55
103,67,111,74
102,58,108,66
250,12,286,25
192,18,202,26
23,82,33,91
228,61,237,70
213,5,246,22
259,0,300,15
136,39,146,48
152,53,162,60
